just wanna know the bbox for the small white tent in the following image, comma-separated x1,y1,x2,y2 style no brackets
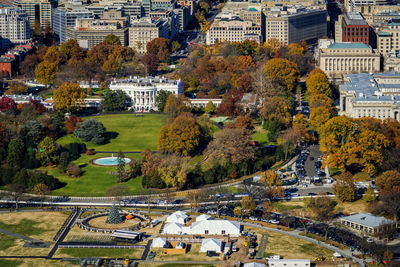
196,214,212,222
244,263,265,267
163,222,183,234
152,237,168,248
200,238,223,252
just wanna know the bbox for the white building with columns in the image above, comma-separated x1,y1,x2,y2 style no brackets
109,76,181,112
339,72,400,121
318,41,381,80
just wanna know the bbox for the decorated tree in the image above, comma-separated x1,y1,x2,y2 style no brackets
106,203,123,224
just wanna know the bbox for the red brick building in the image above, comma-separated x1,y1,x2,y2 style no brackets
342,12,370,45
0,57,16,78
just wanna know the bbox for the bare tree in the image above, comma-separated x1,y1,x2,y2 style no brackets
4,184,26,209
106,184,131,205
187,189,206,212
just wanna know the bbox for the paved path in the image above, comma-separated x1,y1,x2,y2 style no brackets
241,222,365,267
0,228,43,243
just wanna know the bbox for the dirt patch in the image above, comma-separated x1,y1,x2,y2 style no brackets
87,215,141,229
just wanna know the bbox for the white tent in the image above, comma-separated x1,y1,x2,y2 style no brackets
200,238,223,252
187,220,241,235
196,214,212,222
162,222,183,234
166,211,189,224
152,237,168,248
244,263,265,267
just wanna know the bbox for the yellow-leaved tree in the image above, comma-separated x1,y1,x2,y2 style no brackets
53,82,85,110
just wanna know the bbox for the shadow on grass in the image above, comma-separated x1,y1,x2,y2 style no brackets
104,131,119,143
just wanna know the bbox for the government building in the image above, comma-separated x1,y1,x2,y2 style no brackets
339,72,400,121
318,40,381,80
109,76,181,112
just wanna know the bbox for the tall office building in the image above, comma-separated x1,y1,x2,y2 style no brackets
52,7,94,43
0,5,30,47
340,12,370,45
14,0,56,28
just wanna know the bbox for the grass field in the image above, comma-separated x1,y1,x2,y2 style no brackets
0,212,69,256
0,259,78,267
57,114,167,152
47,154,143,196
56,248,143,258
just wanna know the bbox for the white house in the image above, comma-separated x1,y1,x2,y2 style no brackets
200,238,224,252
109,76,181,112
152,237,168,248
196,214,212,222
268,259,310,267
166,211,189,224
163,222,184,234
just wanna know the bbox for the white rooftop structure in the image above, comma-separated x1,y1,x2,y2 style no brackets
163,220,242,236
196,214,212,222
268,259,310,267
151,237,168,248
200,238,223,252
166,211,189,224
244,263,266,267
163,222,184,234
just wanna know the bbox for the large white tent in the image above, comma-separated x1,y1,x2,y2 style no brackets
196,214,212,222
166,211,189,224
200,238,223,252
244,263,266,267
151,237,168,248
163,222,183,234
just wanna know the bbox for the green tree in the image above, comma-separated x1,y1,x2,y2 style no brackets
32,183,50,207
363,185,376,202
20,120,43,146
36,137,59,166
104,34,121,45
7,138,25,169
53,82,85,111
163,94,189,118
106,203,123,224
155,90,171,112
58,151,70,173
306,194,337,239
35,61,59,86
102,90,130,112
117,150,126,183
205,101,216,114
74,118,106,144
332,172,356,202
59,39,83,61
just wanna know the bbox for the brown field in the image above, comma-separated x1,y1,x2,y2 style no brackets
87,216,141,229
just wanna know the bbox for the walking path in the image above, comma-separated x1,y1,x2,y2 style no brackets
0,228,44,243
241,221,365,267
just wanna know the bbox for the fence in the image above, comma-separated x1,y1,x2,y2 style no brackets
53,210,77,242
58,244,145,249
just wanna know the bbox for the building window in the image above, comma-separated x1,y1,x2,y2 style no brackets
222,230,226,235
205,230,209,234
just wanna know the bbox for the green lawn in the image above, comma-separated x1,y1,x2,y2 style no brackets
0,259,22,267
0,219,48,237
0,234,17,250
58,248,142,258
47,154,143,196
57,114,167,152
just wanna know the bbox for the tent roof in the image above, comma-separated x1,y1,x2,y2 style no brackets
244,263,265,267
196,214,212,221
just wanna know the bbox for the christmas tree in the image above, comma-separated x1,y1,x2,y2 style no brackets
106,203,123,224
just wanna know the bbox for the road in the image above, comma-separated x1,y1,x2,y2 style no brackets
304,145,321,179
241,221,365,267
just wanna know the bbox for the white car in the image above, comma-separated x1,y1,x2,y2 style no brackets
269,219,280,224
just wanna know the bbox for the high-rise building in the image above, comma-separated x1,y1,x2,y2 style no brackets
264,6,327,45
376,20,400,56
52,7,94,43
340,12,370,45
173,6,189,32
0,5,30,48
129,17,169,53
14,0,57,28
66,18,128,49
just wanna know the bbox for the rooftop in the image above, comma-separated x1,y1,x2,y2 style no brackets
340,72,400,103
328,42,370,49
344,12,368,25
342,213,395,228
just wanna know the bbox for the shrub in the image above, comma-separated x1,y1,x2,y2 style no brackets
85,149,95,155
67,164,82,177
74,118,106,144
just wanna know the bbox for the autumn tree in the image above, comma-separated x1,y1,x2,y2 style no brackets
187,189,206,211
280,127,302,159
259,96,292,127
32,183,50,207
5,81,28,95
0,96,16,112
146,37,171,62
205,128,255,166
363,185,376,202
142,53,159,75
59,39,83,61
264,58,299,91
306,194,337,239
309,106,332,130
309,93,334,111
158,114,203,156
204,101,216,114
376,192,400,222
53,82,85,110
163,94,189,118
306,69,332,98
155,90,171,112
259,170,284,200
158,155,189,189
104,34,121,45
35,61,59,86
36,136,60,166
234,115,254,131
65,115,83,134
375,170,400,196
43,45,62,64
332,172,356,202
